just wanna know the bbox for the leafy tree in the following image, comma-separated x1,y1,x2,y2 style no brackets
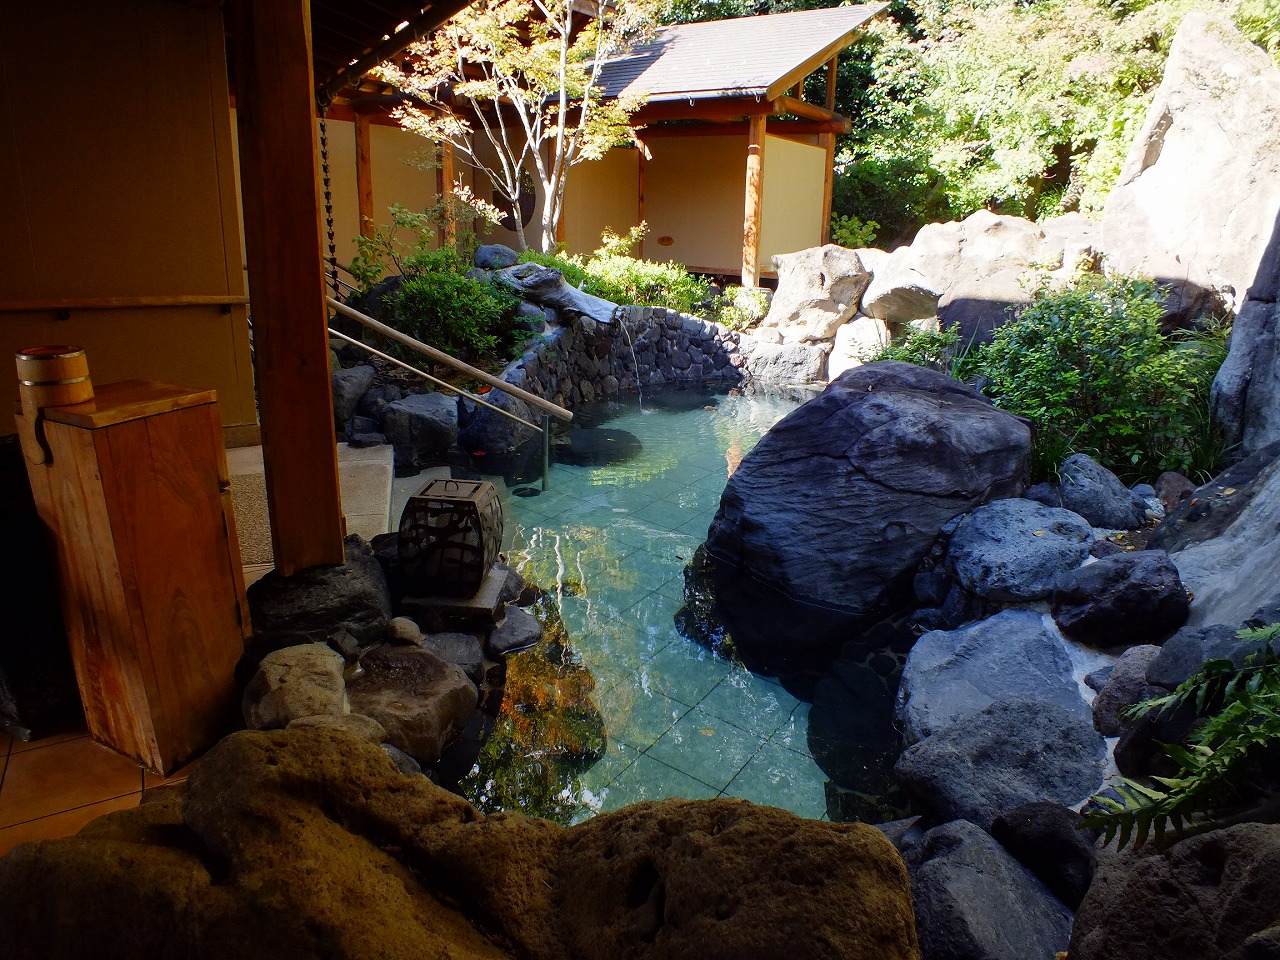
1083,622,1280,850
376,0,660,254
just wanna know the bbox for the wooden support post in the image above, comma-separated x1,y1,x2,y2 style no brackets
742,114,767,286
229,0,345,574
637,143,647,259
820,54,839,244
436,141,456,246
355,112,374,239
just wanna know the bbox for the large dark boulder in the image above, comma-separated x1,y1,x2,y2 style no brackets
1071,823,1280,960
1091,644,1163,737
0,728,922,960
332,364,376,427
896,610,1097,745
808,655,901,802
989,802,1098,911
1051,549,1189,647
945,499,1093,602
705,361,1030,676
895,697,1107,831
247,536,392,655
899,819,1073,960
382,392,459,468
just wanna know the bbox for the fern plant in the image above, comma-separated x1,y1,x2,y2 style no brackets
1083,623,1280,849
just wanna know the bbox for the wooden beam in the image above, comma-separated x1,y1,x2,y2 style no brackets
632,96,851,133
229,0,345,574
637,145,646,259
821,55,839,244
355,112,375,240
640,119,844,139
772,95,848,127
0,295,249,312
742,114,767,287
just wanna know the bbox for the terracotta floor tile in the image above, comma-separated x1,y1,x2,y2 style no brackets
10,729,89,755
0,737,143,828
0,794,140,859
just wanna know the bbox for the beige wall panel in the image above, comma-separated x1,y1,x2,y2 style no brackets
562,149,641,257
371,124,438,250
3,306,255,428
759,135,826,268
320,118,361,270
2,1,255,433
645,136,745,275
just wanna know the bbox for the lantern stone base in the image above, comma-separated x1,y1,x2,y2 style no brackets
399,566,509,629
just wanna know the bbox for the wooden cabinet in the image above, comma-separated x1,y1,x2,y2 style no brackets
22,381,250,773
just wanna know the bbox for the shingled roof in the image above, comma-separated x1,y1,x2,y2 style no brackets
598,5,886,104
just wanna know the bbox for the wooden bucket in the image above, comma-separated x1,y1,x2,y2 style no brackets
15,345,94,464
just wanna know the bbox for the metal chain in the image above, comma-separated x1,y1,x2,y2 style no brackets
319,112,339,298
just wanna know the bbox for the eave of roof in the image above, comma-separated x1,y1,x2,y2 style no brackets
598,4,887,105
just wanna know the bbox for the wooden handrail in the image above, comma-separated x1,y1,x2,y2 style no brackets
327,328,544,434
326,296,573,423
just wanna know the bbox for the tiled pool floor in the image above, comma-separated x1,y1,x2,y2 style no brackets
477,387,830,820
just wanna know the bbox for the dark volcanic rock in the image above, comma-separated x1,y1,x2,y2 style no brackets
900,818,1073,960
247,536,392,655
896,610,1094,745
989,802,1097,910
946,499,1093,602
0,729,922,960
1071,823,1280,960
1091,644,1163,737
1058,454,1149,529
705,361,1030,676
808,656,901,800
1051,549,1189,647
895,697,1107,831
332,364,376,426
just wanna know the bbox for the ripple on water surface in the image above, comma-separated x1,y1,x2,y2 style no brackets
458,384,833,824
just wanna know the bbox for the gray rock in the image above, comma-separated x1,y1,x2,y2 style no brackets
487,606,543,655
706,361,1030,676
287,712,386,744
474,243,519,269
332,364,375,425
900,819,1073,960
242,644,347,730
895,697,1108,830
859,248,941,324
736,336,829,385
457,374,538,457
762,245,872,341
1215,299,1280,456
356,383,403,421
1155,471,1196,516
897,610,1097,745
827,316,891,380
381,393,459,464
1101,14,1280,322
1091,644,1163,736
938,267,1033,348
1153,444,1280,628
1051,550,1189,647
1071,823,1280,960
1059,454,1149,529
247,536,393,652
418,631,486,682
385,616,423,645
989,802,1097,911
380,742,425,776
946,499,1093,602
347,646,478,765
1146,622,1254,689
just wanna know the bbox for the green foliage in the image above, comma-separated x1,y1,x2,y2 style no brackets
870,326,976,380
706,286,770,331
830,213,882,249
348,204,439,290
1082,623,1280,850
975,273,1229,482
1237,0,1280,62
518,231,709,313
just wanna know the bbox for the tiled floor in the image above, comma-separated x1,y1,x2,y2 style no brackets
0,727,193,859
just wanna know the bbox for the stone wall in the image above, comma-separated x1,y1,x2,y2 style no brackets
507,307,746,410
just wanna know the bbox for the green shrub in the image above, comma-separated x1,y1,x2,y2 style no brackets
830,213,882,250
518,239,708,314
871,326,975,379
975,274,1229,483
388,253,522,363
1083,622,1280,850
707,286,769,332
516,249,590,289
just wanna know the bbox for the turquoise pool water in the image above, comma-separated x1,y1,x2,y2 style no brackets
457,384,831,823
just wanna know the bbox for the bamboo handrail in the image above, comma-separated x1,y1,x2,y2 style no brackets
327,327,544,433
326,296,573,423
